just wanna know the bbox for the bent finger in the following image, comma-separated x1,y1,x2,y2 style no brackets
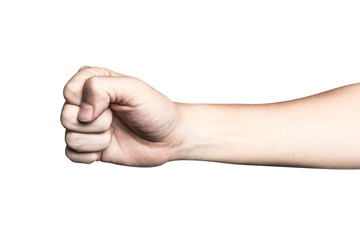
65,146,101,164
77,76,147,122
63,66,126,105
61,103,113,133
65,129,112,152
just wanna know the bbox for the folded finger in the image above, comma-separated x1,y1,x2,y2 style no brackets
63,66,125,105
61,103,113,133
65,129,112,152
65,146,101,164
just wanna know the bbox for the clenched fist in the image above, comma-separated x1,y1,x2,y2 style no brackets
61,66,186,166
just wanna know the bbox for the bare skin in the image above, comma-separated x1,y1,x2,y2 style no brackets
61,66,360,168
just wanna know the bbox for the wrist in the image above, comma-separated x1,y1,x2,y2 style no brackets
171,103,226,161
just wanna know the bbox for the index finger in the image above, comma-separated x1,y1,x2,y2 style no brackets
63,66,125,105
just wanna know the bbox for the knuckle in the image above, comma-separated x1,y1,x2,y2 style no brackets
83,67,99,77
64,131,73,146
65,147,73,161
86,76,99,86
65,147,78,163
60,105,73,129
60,112,69,129
79,66,114,77
65,146,79,163
65,146,99,164
78,65,90,72
63,82,76,102
84,76,99,92
83,76,102,99
65,132,83,150
95,67,111,76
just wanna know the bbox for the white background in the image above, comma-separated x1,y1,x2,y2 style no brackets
1,0,360,239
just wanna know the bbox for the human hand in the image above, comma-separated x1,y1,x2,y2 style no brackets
61,66,185,166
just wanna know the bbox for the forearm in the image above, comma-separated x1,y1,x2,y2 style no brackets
174,83,360,168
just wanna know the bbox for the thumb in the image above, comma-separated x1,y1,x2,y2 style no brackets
77,76,141,122
78,102,95,123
